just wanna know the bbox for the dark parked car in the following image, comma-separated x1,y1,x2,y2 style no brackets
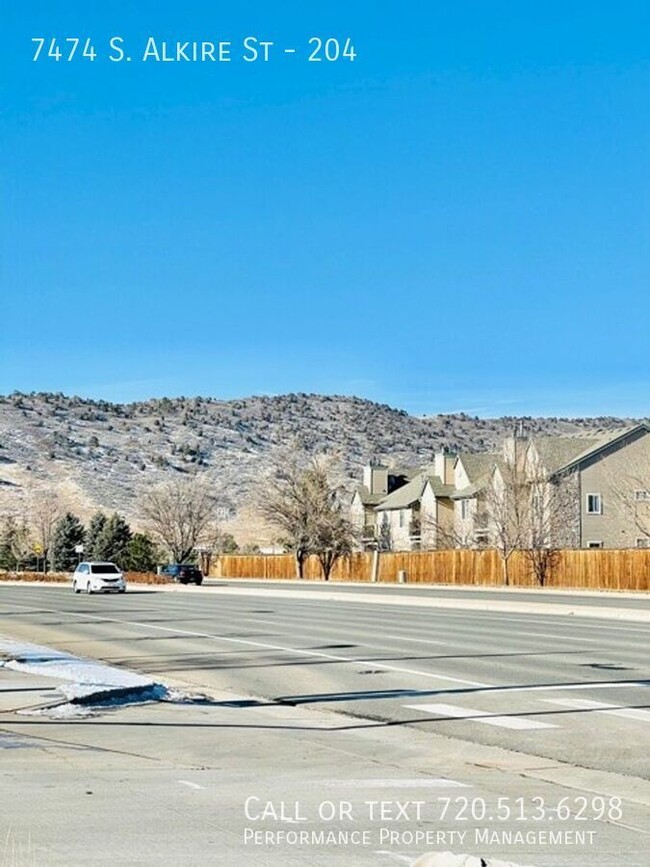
160,564,204,585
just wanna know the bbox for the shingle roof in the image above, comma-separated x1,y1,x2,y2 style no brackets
532,437,601,474
457,452,497,483
375,474,428,511
424,476,456,497
360,424,650,511
354,485,386,506
450,452,497,498
552,424,649,474
451,483,482,499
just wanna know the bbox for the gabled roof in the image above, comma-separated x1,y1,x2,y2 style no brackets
423,477,456,498
532,436,601,474
374,469,457,512
552,423,650,475
452,452,497,499
457,452,497,483
375,473,428,511
353,485,386,507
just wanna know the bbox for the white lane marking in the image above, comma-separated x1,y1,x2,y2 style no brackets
324,778,469,788
492,617,650,634
230,615,638,661
4,604,490,689
383,630,593,647
244,618,281,626
174,601,650,637
514,631,598,643
178,780,204,789
193,588,650,624
543,698,650,722
383,634,446,645
5,602,644,697
403,703,558,730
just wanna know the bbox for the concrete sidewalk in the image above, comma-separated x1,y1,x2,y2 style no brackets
2,661,649,867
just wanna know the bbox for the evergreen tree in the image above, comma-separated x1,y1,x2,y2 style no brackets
95,513,132,564
213,531,239,554
124,532,160,572
85,511,108,560
51,513,85,571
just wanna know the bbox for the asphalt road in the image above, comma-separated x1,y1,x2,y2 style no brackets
1,582,648,866
211,579,650,609
1,582,649,775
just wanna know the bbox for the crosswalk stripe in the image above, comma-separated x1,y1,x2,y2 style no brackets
543,698,650,722
403,703,558,730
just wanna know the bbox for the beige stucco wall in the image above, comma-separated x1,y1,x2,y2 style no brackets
420,486,437,548
453,495,483,546
379,507,414,551
420,486,454,549
578,429,650,548
437,498,455,545
454,459,471,490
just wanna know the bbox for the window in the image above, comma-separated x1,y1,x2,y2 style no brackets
587,541,603,549
586,493,602,514
460,499,469,520
634,490,650,502
399,510,405,528
636,538,650,549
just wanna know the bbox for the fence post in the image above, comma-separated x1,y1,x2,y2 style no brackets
398,569,407,584
371,549,380,583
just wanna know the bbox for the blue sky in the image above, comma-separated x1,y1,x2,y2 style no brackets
2,2,649,417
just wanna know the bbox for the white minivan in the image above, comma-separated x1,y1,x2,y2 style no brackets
72,562,126,594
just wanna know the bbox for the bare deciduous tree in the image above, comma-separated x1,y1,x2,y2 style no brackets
257,454,356,580
140,477,220,563
257,456,313,579
485,460,529,586
605,454,650,544
307,465,356,580
485,440,580,586
0,513,33,571
524,470,578,586
28,489,62,573
420,511,476,550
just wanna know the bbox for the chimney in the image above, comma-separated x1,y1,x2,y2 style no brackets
363,460,388,496
433,449,457,485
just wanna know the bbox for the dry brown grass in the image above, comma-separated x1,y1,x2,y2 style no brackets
0,570,169,585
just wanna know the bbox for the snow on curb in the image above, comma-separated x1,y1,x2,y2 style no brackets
0,636,168,716
412,853,535,867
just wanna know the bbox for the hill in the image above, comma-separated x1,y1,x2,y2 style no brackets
0,391,636,544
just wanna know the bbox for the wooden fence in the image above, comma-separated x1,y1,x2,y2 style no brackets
211,549,650,591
